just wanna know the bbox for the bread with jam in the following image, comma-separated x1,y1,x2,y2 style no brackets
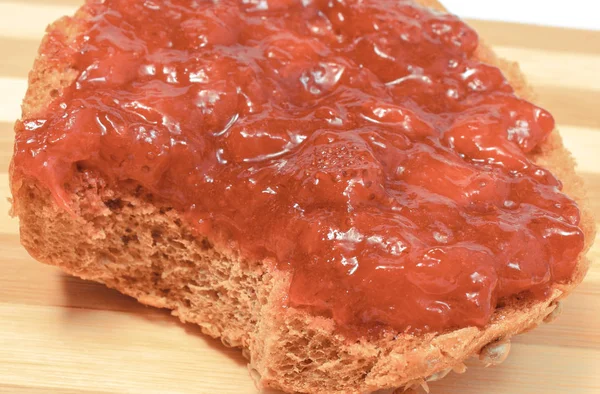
10,0,595,392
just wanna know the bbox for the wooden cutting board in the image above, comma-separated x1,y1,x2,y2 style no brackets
0,1,598,393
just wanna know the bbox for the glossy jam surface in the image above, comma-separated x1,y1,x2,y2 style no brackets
14,0,585,333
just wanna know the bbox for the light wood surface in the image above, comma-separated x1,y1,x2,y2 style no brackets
0,1,599,393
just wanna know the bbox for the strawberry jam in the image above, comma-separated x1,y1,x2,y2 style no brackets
13,0,585,333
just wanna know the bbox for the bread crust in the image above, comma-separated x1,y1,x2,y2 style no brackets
10,1,595,393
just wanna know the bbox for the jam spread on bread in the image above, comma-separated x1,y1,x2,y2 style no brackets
14,0,584,333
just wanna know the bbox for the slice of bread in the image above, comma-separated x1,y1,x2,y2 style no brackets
10,0,595,393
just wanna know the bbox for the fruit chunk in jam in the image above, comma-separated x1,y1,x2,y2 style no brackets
13,0,585,333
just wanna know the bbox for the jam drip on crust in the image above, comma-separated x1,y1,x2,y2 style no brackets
14,0,584,334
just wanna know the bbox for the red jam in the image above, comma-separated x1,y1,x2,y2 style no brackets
14,0,585,333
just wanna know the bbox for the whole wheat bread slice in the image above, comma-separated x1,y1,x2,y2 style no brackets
10,0,596,393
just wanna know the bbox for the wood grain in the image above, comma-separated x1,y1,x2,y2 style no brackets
0,2,598,393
